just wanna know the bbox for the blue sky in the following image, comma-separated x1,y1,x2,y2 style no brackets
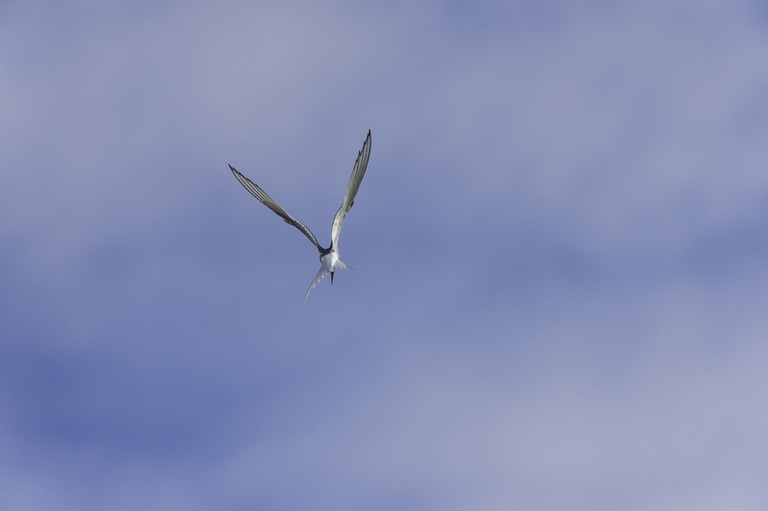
2,0,768,509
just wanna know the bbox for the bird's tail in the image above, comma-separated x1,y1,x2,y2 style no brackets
304,261,355,302
332,259,355,272
305,267,330,302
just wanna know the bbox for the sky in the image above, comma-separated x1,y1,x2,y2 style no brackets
2,0,768,509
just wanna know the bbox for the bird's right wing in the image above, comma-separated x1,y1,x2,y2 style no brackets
229,164,320,250
331,130,372,248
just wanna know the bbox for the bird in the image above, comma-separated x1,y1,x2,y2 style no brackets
228,130,372,301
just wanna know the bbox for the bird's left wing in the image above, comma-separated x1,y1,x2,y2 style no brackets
229,164,321,250
331,130,372,248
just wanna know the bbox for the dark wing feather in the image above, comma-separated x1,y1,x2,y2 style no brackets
229,164,320,250
331,130,372,248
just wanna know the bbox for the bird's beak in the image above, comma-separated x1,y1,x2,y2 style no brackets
331,272,334,284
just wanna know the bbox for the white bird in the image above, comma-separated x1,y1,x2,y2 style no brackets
228,130,372,301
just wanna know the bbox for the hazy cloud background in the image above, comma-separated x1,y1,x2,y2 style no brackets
2,1,768,509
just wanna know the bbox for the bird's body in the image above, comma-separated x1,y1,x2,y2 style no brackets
228,130,372,301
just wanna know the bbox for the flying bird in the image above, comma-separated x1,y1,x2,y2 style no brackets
228,130,372,301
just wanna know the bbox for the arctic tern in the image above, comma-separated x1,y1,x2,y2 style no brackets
228,130,372,301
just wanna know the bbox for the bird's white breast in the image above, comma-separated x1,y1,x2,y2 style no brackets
320,251,338,271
